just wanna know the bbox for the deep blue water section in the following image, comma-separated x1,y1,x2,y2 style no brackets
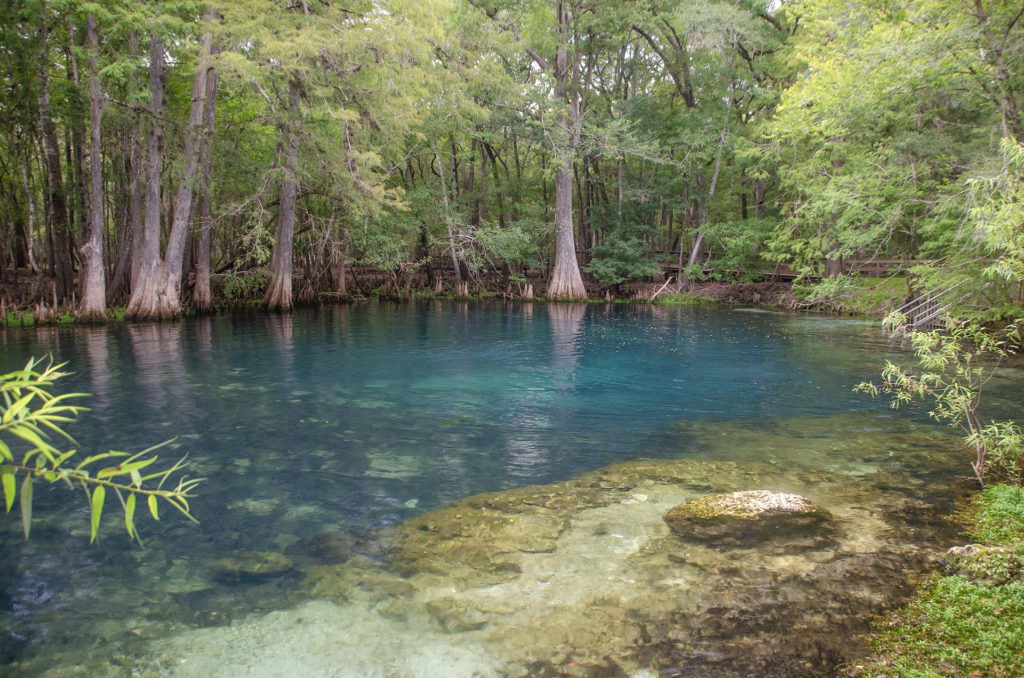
1,303,901,536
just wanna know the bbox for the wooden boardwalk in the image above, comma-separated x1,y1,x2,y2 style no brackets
655,257,920,281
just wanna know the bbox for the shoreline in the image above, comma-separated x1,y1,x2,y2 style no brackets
1,275,905,329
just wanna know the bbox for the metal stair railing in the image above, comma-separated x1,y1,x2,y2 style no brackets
888,279,971,332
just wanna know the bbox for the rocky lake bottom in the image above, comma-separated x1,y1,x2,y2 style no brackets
8,412,972,678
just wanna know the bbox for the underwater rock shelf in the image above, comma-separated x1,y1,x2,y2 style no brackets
140,437,966,678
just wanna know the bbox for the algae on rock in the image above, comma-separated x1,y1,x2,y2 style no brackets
663,490,835,548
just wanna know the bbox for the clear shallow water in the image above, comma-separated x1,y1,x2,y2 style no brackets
0,302,1020,676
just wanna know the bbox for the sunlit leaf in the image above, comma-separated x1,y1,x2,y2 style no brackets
90,486,105,543
20,474,32,539
1,466,15,512
148,494,160,521
2,392,35,424
125,494,136,540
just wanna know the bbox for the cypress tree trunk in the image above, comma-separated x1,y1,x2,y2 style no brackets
77,13,106,322
127,23,211,318
126,30,145,293
37,13,75,302
192,57,219,312
263,76,301,311
126,34,165,317
545,1,587,300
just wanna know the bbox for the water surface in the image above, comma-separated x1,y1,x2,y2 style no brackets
0,302,1018,676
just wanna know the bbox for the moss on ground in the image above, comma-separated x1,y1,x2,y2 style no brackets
847,483,1024,677
651,292,715,306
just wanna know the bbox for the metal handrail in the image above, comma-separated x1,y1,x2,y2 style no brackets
894,279,968,318
888,279,976,332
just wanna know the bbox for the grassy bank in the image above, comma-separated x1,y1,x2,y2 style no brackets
848,483,1024,677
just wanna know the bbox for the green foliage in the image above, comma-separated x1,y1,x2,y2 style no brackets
973,483,1024,544
2,310,36,328
856,316,1022,487
791,273,911,314
791,274,860,306
0,358,201,543
585,235,664,286
865,576,1024,677
702,218,773,281
652,292,714,306
971,137,1024,285
854,484,1024,678
216,270,272,303
837,277,911,316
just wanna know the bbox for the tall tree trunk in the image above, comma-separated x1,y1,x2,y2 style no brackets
546,1,587,300
193,56,219,312
37,13,74,302
334,223,348,296
163,27,212,291
263,76,301,311
127,34,165,316
433,141,462,285
77,14,106,322
128,23,212,318
106,137,136,305
5,180,29,269
68,18,88,249
124,30,145,291
680,87,732,290
19,163,40,272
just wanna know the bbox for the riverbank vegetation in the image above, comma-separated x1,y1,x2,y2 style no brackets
848,483,1024,677
0,0,1021,317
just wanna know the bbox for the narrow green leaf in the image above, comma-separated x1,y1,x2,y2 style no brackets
119,457,158,475
20,475,33,539
75,451,126,470
1,466,15,512
2,392,35,424
8,426,58,457
124,494,137,540
147,494,160,521
90,486,105,544
96,466,125,479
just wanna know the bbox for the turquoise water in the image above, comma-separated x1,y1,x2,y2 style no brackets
0,302,1018,676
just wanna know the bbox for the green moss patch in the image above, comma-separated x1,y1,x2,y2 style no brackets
851,484,1024,677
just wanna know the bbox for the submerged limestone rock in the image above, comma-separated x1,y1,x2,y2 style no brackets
209,551,295,582
663,490,834,547
425,596,488,633
285,530,357,565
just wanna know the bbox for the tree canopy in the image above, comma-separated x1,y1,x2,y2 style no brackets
0,0,1020,315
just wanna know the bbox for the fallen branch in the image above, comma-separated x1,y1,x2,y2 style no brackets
650,277,675,301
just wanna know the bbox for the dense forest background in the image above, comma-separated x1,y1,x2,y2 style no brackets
1,0,1023,318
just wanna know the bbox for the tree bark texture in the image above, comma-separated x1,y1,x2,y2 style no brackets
76,14,106,322
128,24,211,318
193,58,219,311
126,34,165,317
37,13,75,302
545,1,587,300
263,76,301,311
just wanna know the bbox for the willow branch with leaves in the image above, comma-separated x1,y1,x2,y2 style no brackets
0,358,202,543
857,315,1021,488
